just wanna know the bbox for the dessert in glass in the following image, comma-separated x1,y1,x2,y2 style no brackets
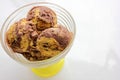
1,2,76,77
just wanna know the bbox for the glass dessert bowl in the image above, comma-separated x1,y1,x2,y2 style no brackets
1,2,76,77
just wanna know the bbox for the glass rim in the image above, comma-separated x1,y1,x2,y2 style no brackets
1,2,76,67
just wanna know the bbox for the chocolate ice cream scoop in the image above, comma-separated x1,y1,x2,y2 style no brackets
39,25,72,49
27,6,57,31
6,18,38,53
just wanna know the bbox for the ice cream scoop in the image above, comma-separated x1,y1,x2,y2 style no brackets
27,6,57,31
39,25,72,49
36,37,63,58
6,18,38,53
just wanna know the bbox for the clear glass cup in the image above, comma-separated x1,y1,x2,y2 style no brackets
1,2,76,77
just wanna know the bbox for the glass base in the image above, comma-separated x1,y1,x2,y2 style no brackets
31,59,64,77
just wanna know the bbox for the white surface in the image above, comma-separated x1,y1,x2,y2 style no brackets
0,0,120,80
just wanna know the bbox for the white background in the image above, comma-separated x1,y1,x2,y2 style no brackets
0,0,120,80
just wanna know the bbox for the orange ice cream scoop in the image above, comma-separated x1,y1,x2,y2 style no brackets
36,37,64,58
39,25,72,49
6,18,38,53
27,6,57,31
